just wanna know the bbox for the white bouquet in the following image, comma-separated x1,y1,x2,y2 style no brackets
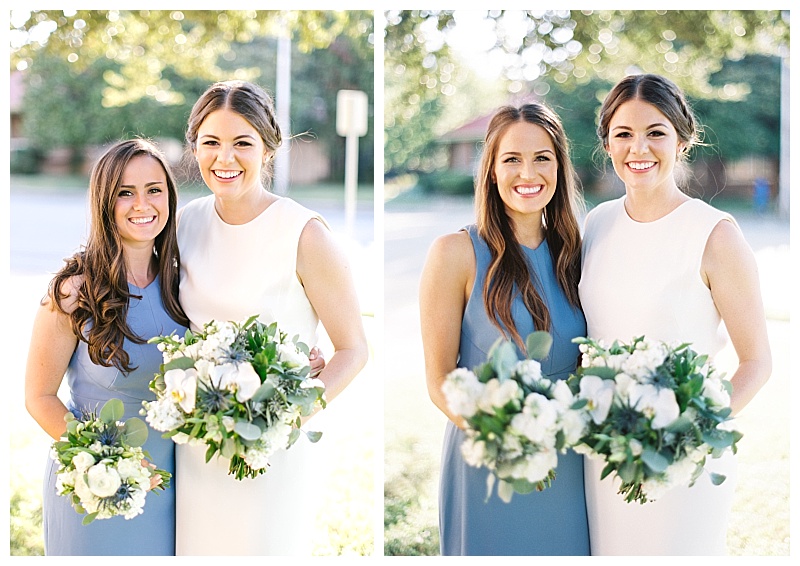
143,315,326,480
569,336,742,504
51,398,170,524
443,331,588,503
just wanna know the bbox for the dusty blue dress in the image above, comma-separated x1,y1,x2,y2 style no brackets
42,277,186,556
439,226,590,556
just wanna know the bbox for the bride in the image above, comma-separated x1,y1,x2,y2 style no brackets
174,80,368,555
578,73,771,555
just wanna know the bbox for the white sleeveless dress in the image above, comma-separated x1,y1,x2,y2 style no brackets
175,194,325,555
578,197,738,555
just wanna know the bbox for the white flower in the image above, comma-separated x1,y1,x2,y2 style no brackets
510,448,558,484
211,362,261,402
702,376,731,408
442,368,484,418
221,416,236,432
630,384,680,429
86,463,122,498
144,397,185,432
623,341,668,380
460,437,488,467
559,409,588,447
277,343,310,369
478,379,521,414
551,379,575,409
510,393,558,445
72,474,99,512
579,375,615,424
116,457,148,482
514,359,542,386
71,451,96,472
164,368,198,413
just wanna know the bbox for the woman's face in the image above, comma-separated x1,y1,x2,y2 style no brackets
493,121,558,224
113,154,170,249
606,98,685,193
193,108,269,201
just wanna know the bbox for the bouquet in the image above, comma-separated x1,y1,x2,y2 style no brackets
143,315,326,480
51,398,171,525
569,336,742,504
442,331,588,503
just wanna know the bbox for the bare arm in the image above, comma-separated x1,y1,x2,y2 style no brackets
297,219,368,406
24,280,80,440
419,231,475,428
702,219,772,415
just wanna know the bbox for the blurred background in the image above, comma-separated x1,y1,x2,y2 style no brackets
383,9,791,556
7,9,379,556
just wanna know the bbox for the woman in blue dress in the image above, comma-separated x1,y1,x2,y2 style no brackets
419,103,590,556
25,139,189,555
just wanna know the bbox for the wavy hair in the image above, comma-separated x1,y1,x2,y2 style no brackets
475,102,583,351
185,80,282,187
48,138,188,373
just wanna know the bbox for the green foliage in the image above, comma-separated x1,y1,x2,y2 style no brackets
415,170,474,195
384,437,440,556
9,487,44,556
384,10,787,179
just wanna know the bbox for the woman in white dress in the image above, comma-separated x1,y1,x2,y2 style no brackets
174,80,368,555
579,73,772,555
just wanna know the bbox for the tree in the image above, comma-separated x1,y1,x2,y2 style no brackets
383,10,788,177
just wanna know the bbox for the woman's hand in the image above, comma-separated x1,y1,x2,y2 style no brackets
143,460,162,491
308,346,326,378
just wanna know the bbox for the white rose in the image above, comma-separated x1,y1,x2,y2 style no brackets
277,343,310,369
71,450,96,472
116,457,146,481
86,463,122,498
442,368,484,418
478,379,521,414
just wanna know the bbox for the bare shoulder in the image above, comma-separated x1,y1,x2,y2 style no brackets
702,218,757,282
427,230,474,266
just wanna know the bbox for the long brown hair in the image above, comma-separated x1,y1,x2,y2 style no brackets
48,138,188,373
475,103,583,350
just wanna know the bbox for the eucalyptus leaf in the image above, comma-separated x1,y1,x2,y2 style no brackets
82,512,98,526
221,437,236,458
234,421,263,441
525,331,553,361
121,417,149,448
640,449,669,473
162,356,197,372
664,415,693,434
251,381,276,402
490,340,518,381
305,430,323,443
99,398,124,424
709,472,727,486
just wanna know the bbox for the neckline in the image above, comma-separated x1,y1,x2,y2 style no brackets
621,196,693,224
212,194,282,226
129,274,159,291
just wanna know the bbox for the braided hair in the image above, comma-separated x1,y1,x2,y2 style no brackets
597,73,701,160
186,80,282,187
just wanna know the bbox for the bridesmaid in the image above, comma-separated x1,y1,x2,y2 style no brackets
579,73,772,555
174,80,368,555
419,102,590,555
25,139,189,555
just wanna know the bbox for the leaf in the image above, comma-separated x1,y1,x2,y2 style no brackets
234,421,262,441
618,460,637,483
709,472,727,486
82,512,98,525
485,472,496,503
640,449,669,473
702,429,735,449
489,340,518,381
579,366,618,380
162,356,197,372
121,417,149,447
250,381,276,402
305,430,323,443
664,415,694,434
221,437,236,459
525,331,553,360
99,398,124,424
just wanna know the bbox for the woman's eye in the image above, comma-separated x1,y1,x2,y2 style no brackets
649,130,666,137
118,190,133,198
535,155,550,162
148,187,163,194
503,157,519,163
